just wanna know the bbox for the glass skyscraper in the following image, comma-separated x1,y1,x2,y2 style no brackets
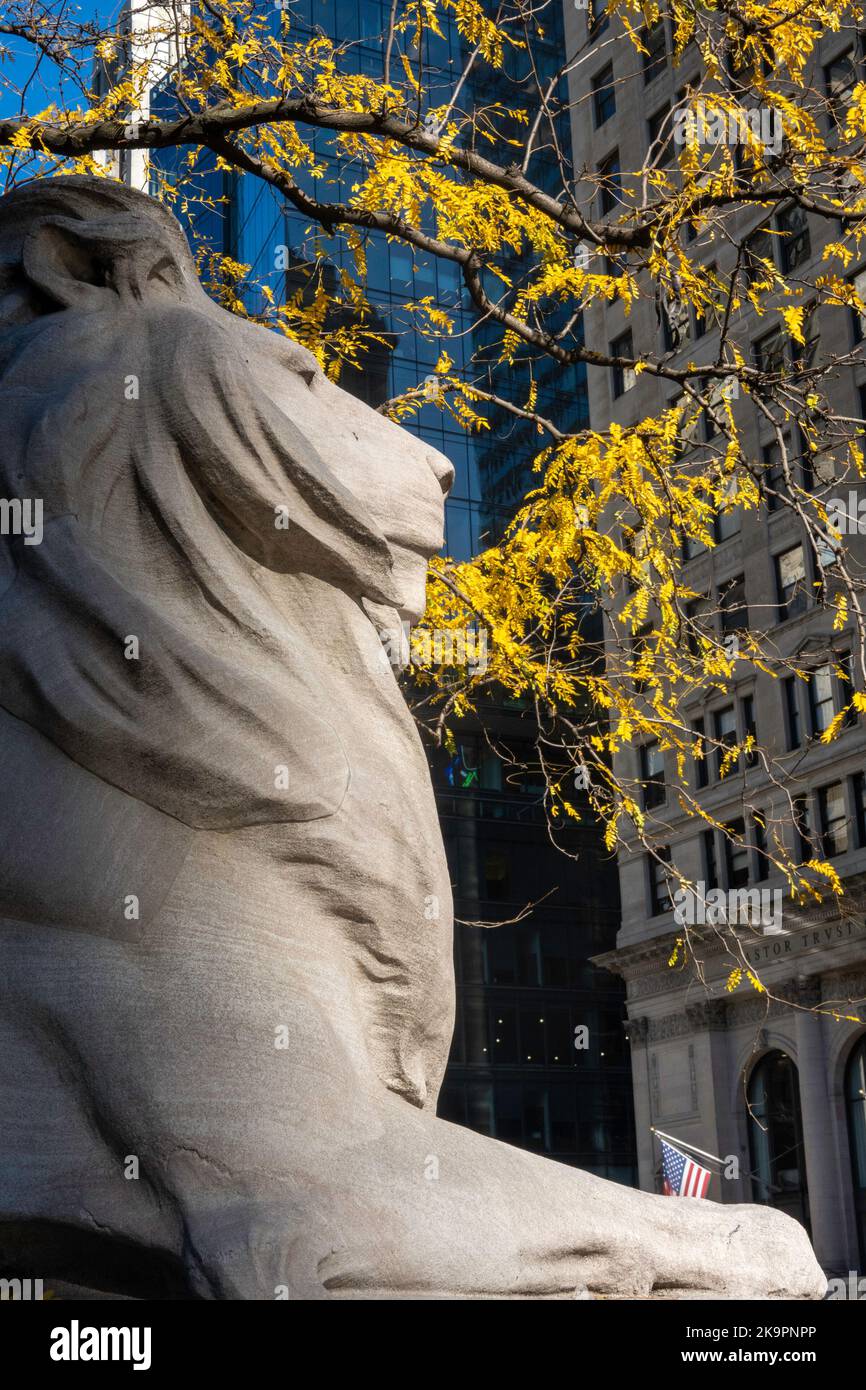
153,0,635,1182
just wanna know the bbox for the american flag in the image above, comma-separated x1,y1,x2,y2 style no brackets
661,1138,711,1198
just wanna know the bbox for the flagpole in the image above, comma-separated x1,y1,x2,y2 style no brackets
651,1126,725,1169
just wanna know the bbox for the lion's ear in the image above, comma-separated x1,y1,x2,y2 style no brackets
21,215,189,313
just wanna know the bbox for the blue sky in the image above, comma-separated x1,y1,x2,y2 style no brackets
0,2,107,119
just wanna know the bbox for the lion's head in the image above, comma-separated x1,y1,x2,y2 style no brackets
0,175,453,623
0,176,454,830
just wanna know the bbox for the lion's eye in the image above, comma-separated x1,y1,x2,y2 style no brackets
146,256,182,289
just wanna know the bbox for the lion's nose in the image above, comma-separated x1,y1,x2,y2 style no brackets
428,452,455,498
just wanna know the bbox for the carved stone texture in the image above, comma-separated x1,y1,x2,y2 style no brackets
0,177,827,1300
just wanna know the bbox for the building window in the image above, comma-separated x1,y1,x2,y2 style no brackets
713,704,738,779
692,717,708,788
649,847,672,916
682,532,706,561
483,849,510,902
748,1052,810,1230
775,544,809,621
794,795,812,860
703,828,718,888
752,813,768,880
846,1035,866,1269
631,622,652,690
854,772,866,848
647,104,673,165
640,740,666,809
808,662,836,735
719,574,748,634
597,150,621,216
783,676,803,749
593,64,616,127
742,693,757,767
794,302,820,370
825,48,857,129
642,19,667,84
850,266,866,344
761,435,792,511
588,1,610,38
777,204,811,274
755,326,787,377
714,482,740,540
693,265,715,337
745,225,775,287
838,651,858,726
610,329,635,397
624,523,650,590
817,781,849,857
684,595,709,652
723,818,750,888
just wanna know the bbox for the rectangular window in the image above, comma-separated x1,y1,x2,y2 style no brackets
794,795,812,860
854,772,866,848
685,595,709,653
818,782,849,857
825,48,857,128
715,476,740,540
641,740,666,809
662,294,690,354
761,435,792,511
784,676,803,749
719,574,748,634
808,663,835,735
693,266,716,338
713,704,738,779
642,20,667,84
647,104,673,165
775,544,808,621
838,651,858,727
632,623,652,690
795,302,820,370
724,819,750,889
624,524,650,591
777,204,811,274
598,150,621,216
589,2,610,38
745,226,775,287
752,813,768,881
741,693,757,767
649,847,672,916
851,266,866,343
611,329,636,397
703,829,718,889
692,717,708,789
682,532,707,561
593,64,616,127
754,327,787,377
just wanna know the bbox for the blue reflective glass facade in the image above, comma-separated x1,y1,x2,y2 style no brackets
153,0,589,560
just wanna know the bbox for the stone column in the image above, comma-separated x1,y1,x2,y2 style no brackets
792,976,849,1271
626,1015,656,1191
684,1000,743,1203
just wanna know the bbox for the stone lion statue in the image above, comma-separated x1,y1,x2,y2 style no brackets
0,176,824,1299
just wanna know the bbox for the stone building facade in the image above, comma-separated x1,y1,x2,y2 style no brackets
565,6,866,1272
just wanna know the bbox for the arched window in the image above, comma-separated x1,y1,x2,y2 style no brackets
747,1050,810,1230
845,1034,866,1269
